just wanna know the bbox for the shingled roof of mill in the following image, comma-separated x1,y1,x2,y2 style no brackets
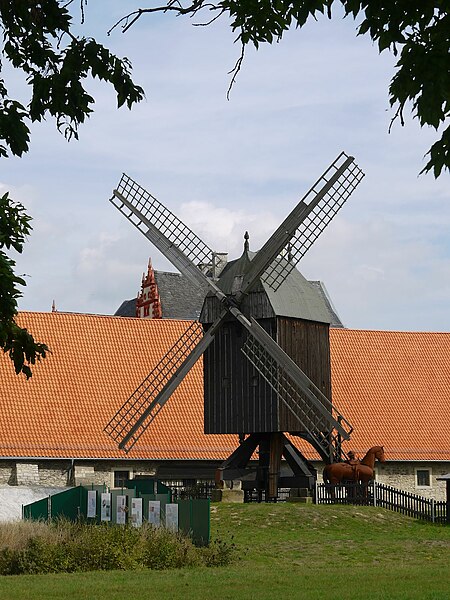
202,249,344,325
115,266,343,326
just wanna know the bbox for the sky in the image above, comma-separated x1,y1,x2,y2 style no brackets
2,3,449,332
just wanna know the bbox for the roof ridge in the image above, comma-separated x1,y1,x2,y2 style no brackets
332,328,450,335
17,310,197,324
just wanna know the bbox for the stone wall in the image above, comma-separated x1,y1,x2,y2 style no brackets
376,461,449,500
0,463,15,485
0,461,71,487
15,463,39,485
1,459,448,502
0,460,158,488
314,460,450,501
73,461,157,487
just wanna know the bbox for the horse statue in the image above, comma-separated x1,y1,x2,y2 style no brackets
323,446,386,484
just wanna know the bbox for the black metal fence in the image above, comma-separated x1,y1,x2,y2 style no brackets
316,481,374,505
316,481,448,524
163,480,216,501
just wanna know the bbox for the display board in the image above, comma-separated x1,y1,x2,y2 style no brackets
101,492,111,521
148,500,161,527
165,503,179,532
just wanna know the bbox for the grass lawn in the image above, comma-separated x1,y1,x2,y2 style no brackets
0,503,449,600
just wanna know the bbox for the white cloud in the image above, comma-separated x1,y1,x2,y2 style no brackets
178,200,279,255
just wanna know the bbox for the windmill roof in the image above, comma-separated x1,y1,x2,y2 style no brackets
1,313,449,462
115,263,343,326
309,281,343,328
217,250,333,323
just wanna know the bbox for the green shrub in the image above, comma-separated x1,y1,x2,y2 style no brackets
200,537,237,567
0,548,21,575
140,526,201,570
0,520,236,575
16,537,76,574
70,524,143,571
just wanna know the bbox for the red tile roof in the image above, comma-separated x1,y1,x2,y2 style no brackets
0,313,237,460
0,314,449,462
330,329,450,462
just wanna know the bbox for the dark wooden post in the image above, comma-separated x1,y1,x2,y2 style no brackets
436,474,450,524
268,433,284,501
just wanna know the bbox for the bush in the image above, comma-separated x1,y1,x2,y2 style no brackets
70,524,140,571
0,520,237,575
200,537,237,567
140,526,201,570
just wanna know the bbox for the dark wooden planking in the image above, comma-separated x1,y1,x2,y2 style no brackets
276,316,332,432
200,291,275,324
201,288,332,435
203,319,279,434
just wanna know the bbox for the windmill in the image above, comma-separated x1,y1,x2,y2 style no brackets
105,152,364,500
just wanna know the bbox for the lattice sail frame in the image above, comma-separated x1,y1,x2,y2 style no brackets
105,322,203,452
262,152,364,291
241,333,353,461
111,174,217,290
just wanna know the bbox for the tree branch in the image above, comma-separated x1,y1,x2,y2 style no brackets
107,1,214,35
227,44,245,101
389,103,405,134
193,8,225,27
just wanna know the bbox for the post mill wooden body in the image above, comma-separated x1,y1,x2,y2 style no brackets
201,253,333,435
200,248,335,496
105,152,364,500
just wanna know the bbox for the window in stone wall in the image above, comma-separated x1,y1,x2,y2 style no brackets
416,469,431,488
114,470,130,488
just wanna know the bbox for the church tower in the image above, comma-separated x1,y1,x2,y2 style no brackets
135,260,162,319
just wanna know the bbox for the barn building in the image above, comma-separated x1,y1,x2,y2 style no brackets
0,312,448,500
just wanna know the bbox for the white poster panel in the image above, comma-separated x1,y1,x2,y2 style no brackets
101,492,111,522
87,490,97,518
148,500,161,527
116,495,127,525
165,503,179,532
131,498,143,528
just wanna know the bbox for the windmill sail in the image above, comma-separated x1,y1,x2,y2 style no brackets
262,153,364,291
105,321,204,452
105,311,228,452
111,174,216,290
240,153,364,295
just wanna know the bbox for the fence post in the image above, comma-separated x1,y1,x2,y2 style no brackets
373,481,377,508
431,498,435,523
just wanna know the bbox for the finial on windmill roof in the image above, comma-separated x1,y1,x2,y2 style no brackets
244,231,249,252
287,242,293,263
